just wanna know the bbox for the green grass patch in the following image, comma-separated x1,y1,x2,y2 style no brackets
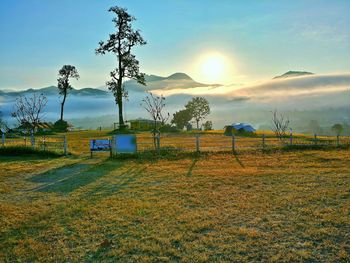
0,146,63,157
283,144,350,151
107,129,137,135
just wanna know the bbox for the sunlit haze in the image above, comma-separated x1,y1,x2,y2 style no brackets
195,52,233,83
0,0,349,89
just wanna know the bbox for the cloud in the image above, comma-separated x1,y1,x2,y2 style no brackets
227,73,350,102
151,85,229,96
151,73,350,105
227,96,250,103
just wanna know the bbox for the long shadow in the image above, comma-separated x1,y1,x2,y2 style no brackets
233,153,245,168
27,160,125,194
187,156,199,176
0,155,57,163
1,160,141,258
82,165,147,201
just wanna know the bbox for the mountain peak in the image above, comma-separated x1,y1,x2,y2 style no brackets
167,72,193,81
274,71,314,79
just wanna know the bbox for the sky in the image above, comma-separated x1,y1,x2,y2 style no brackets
0,0,349,90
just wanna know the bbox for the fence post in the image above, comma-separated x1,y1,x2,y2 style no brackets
156,134,160,155
336,135,340,147
1,133,5,147
314,134,317,145
111,136,116,156
43,137,46,151
290,133,293,146
109,139,112,157
262,134,266,150
231,134,236,153
195,134,200,153
31,131,35,148
63,135,68,156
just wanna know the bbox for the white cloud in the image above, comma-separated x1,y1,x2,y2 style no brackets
227,73,350,102
151,73,350,102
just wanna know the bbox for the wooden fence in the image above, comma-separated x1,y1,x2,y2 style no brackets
135,133,350,153
1,133,67,155
1,132,349,156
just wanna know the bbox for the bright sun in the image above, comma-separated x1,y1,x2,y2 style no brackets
198,53,229,83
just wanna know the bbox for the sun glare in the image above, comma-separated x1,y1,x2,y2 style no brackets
197,52,231,83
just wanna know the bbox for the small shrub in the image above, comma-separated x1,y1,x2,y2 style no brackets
109,129,136,135
53,120,69,132
0,146,62,157
203,121,213,131
159,124,179,133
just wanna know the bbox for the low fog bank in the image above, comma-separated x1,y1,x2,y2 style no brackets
1,73,350,135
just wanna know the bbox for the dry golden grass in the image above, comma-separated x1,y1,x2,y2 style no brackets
63,130,348,155
4,129,349,156
1,140,350,262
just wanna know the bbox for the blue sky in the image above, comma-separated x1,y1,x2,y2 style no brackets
0,0,349,89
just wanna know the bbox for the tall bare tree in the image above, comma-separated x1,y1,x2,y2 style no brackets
142,93,169,131
96,6,146,129
271,110,290,140
11,93,48,132
57,65,79,121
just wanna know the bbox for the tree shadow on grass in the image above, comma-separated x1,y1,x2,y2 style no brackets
187,156,199,176
0,155,57,163
233,153,245,168
81,165,147,201
27,160,125,194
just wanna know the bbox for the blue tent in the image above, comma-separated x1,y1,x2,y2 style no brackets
231,123,256,132
224,123,256,135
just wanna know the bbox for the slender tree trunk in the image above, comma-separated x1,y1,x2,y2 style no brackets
116,45,125,129
60,92,67,121
153,119,157,149
117,79,124,128
117,97,124,126
196,119,199,129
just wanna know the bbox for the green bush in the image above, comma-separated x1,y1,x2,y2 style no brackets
159,124,179,133
53,120,69,132
108,129,136,135
0,146,62,157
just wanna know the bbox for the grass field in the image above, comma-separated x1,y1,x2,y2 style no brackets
63,130,350,155
3,130,349,156
1,134,350,262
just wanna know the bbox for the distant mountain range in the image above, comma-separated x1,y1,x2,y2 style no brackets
0,86,108,98
0,72,221,98
273,71,314,79
120,72,221,92
1,70,350,132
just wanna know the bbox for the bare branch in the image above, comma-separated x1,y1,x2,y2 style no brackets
271,110,290,140
12,93,48,132
141,93,169,132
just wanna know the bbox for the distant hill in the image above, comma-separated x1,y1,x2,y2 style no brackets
0,86,109,98
124,72,221,92
143,73,193,82
273,71,314,79
0,72,221,97
166,72,193,81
